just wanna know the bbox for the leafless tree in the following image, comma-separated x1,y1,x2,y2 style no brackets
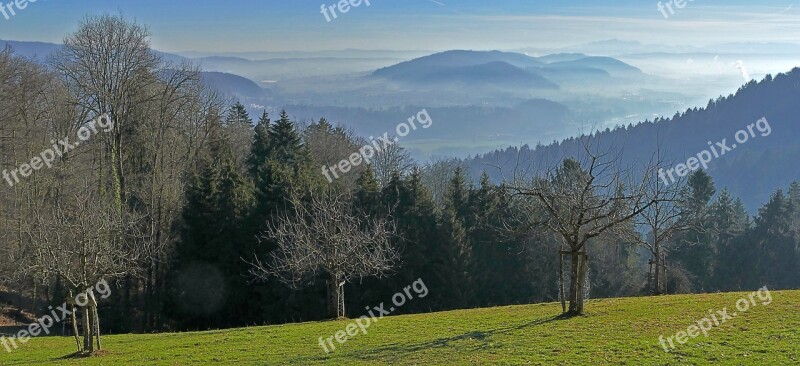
51,14,165,211
504,139,658,315
421,157,466,207
49,14,210,331
304,118,365,188
371,141,414,187
250,191,399,319
620,150,690,295
18,184,150,353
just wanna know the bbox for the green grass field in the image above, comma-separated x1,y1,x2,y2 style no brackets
3,290,798,365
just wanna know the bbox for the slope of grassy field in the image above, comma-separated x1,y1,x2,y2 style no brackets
2,290,798,365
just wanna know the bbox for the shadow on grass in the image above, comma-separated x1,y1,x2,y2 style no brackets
349,313,573,362
278,313,575,365
55,350,108,360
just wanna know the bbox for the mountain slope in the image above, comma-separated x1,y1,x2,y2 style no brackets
467,68,800,211
7,290,798,365
376,60,558,88
200,71,267,99
0,39,186,64
375,50,546,71
373,50,643,88
0,40,60,60
546,56,642,76
2,40,267,101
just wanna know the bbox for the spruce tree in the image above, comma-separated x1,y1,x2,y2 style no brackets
246,111,271,178
673,170,717,291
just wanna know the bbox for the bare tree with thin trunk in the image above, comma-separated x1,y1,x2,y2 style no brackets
250,191,399,319
371,141,414,187
19,184,150,354
504,140,658,315
51,14,164,212
620,151,690,295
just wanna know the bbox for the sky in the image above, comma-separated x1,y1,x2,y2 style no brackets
0,0,799,52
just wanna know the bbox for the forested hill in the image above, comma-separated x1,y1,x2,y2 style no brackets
467,68,800,211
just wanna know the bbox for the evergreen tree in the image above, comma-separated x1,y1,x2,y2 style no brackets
170,116,253,328
751,190,799,288
468,173,533,306
269,110,306,166
437,167,473,308
672,170,717,291
709,189,748,290
246,111,271,178
225,102,252,127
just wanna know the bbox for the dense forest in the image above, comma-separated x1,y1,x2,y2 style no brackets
1,16,799,339
469,68,800,211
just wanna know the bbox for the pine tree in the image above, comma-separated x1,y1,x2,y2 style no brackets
171,117,253,328
246,111,271,178
710,188,748,290
751,190,799,288
672,170,717,291
354,167,381,216
437,167,473,308
269,110,305,166
225,102,252,127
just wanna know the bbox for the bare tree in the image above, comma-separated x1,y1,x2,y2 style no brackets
504,140,658,315
304,118,365,189
51,14,177,211
50,15,210,332
421,157,466,207
250,191,399,319
371,141,414,187
19,185,149,353
620,156,689,295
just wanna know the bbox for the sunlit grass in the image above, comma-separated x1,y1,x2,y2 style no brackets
3,290,799,365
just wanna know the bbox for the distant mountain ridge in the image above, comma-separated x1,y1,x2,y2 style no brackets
200,71,268,99
373,50,642,88
2,40,265,100
0,39,187,64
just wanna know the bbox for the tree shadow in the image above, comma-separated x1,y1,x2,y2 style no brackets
55,350,108,360
350,313,572,362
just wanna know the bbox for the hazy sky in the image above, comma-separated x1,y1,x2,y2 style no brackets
1,0,798,52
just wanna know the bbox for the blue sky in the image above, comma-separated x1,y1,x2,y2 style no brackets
1,0,798,52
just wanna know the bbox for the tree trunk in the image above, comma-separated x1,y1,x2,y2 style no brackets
567,249,588,315
567,251,580,314
90,291,102,351
69,293,82,353
82,307,92,352
559,251,566,313
327,273,345,319
576,252,588,314
93,305,102,351
654,245,662,295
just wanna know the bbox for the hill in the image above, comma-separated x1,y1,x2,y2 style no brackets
372,50,643,88
200,71,268,99
0,40,186,64
467,68,800,211
3,290,797,365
